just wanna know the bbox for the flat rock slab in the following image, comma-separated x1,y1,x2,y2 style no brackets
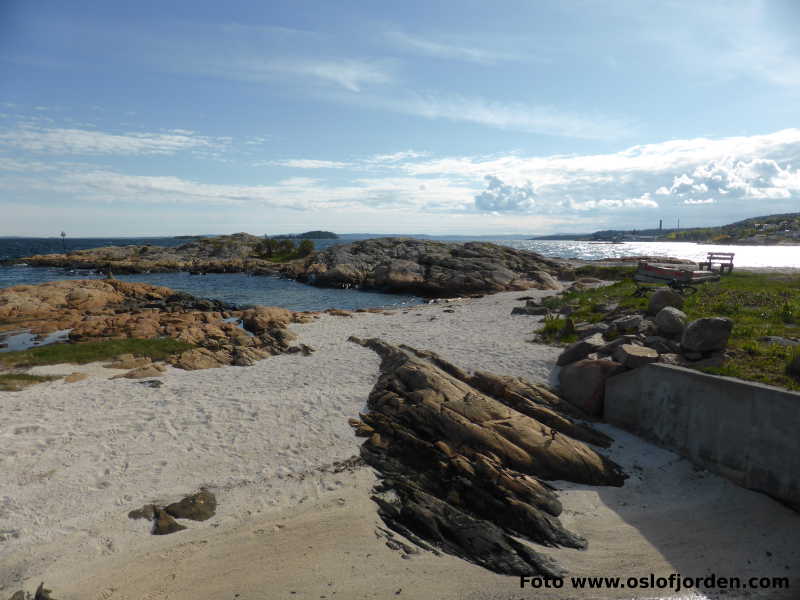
612,344,660,368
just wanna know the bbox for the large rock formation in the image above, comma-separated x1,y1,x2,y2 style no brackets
348,338,625,576
300,238,565,296
0,280,312,370
14,233,301,275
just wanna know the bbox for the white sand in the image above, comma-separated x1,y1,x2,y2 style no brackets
1,290,798,600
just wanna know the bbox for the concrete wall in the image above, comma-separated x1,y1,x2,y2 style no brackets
605,364,800,510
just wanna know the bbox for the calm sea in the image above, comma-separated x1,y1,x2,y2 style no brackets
1,236,798,310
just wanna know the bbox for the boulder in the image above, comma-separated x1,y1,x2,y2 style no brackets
655,306,688,336
610,314,643,334
556,333,606,366
559,359,624,417
647,288,684,314
612,344,659,368
681,317,733,353
165,490,217,521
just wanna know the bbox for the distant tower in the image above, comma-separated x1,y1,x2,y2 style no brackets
60,231,67,253
659,219,662,231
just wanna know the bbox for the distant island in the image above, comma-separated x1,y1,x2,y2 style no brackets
531,212,800,245
271,231,339,239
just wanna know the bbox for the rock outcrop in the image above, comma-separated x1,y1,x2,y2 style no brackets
0,280,313,371
14,233,299,276
301,238,565,296
348,338,625,576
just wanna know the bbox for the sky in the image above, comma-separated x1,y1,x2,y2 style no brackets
1,0,799,237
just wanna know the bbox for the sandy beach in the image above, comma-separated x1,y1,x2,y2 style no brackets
1,289,798,600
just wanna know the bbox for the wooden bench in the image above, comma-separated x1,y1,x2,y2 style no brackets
698,252,734,274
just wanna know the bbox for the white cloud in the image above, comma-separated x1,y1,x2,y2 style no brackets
371,93,634,140
0,125,224,156
268,159,352,169
198,57,393,92
366,150,429,163
265,58,392,92
385,31,520,65
474,176,537,212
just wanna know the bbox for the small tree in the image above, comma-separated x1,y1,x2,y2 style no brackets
296,239,314,257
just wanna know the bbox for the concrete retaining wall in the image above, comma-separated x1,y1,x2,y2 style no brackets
605,364,800,510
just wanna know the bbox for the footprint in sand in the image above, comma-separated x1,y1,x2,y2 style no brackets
94,587,116,600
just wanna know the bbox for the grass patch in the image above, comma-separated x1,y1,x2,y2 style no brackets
573,265,636,280
551,270,800,390
0,338,195,368
0,373,58,391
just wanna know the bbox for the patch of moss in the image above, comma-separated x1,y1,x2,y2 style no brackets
0,338,195,368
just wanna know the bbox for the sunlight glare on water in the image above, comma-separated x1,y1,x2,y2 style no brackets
506,240,800,268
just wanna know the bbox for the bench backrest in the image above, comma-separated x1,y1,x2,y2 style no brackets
706,252,734,262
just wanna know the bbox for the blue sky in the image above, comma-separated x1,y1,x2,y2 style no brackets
1,0,799,236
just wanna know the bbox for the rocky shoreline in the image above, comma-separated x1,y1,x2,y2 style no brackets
0,279,316,376
9,235,572,297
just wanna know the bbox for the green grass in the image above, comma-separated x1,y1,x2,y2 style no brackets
0,338,195,368
573,265,636,280
0,373,58,391
546,271,800,390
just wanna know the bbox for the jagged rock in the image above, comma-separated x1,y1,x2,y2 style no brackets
610,314,643,334
647,288,685,314
655,306,688,336
170,348,229,370
301,238,565,296
231,347,269,366
681,317,733,353
165,490,217,521
559,359,624,416
152,507,187,535
612,344,659,368
348,338,625,576
556,333,606,366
